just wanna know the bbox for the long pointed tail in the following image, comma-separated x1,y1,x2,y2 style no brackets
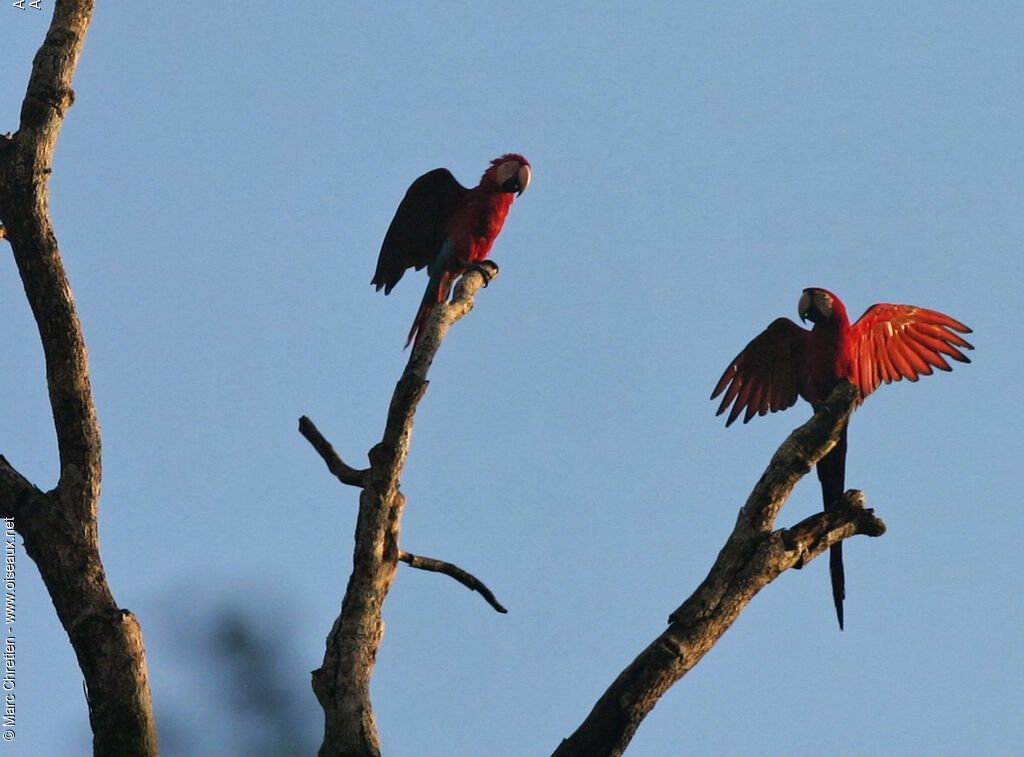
816,425,849,629
406,269,456,349
829,542,845,630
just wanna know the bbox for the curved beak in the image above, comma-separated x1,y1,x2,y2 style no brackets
515,164,531,196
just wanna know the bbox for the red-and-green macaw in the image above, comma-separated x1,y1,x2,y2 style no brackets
711,288,973,628
371,154,531,348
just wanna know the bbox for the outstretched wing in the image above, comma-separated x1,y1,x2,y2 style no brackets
371,168,469,293
712,318,807,426
850,303,973,399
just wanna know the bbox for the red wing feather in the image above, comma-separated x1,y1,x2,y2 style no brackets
371,168,469,293
850,303,973,398
712,318,806,426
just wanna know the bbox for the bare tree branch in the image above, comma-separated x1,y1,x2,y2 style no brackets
306,266,498,757
298,412,508,614
552,381,885,757
0,3,158,755
398,549,508,614
299,416,369,487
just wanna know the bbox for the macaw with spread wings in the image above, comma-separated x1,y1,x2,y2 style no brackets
712,288,973,628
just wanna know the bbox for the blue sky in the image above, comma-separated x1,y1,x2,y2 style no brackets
2,3,1021,755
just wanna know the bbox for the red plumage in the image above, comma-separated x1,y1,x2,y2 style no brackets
372,154,531,347
712,288,973,627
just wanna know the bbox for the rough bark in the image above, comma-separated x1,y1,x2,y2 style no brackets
302,266,882,757
551,381,885,757
0,2,158,755
304,265,505,757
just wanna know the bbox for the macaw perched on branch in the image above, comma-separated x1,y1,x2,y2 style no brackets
371,154,531,348
711,288,973,629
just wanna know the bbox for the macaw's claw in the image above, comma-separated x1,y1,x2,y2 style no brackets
469,260,499,287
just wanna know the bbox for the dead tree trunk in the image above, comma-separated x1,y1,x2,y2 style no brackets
0,3,158,755
302,264,507,757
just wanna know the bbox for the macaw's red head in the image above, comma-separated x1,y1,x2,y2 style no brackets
799,287,848,325
482,154,531,196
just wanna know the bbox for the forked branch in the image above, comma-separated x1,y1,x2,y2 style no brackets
0,2,158,755
303,266,503,757
552,381,885,757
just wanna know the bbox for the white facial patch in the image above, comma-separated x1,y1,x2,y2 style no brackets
495,161,520,185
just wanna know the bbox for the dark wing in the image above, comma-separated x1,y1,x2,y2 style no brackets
849,303,973,399
711,318,807,426
371,168,469,293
